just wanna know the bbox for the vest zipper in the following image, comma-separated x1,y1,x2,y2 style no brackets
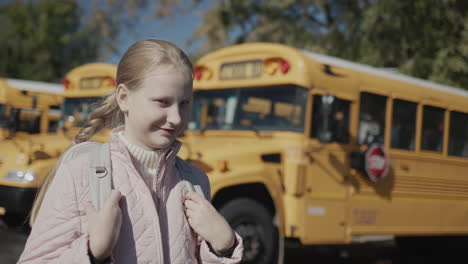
153,154,170,263
130,162,165,263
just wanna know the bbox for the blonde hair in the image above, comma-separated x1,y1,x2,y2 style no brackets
30,39,193,226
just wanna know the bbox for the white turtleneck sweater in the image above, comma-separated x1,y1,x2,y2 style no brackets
118,132,165,188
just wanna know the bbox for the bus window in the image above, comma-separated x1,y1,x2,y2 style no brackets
310,95,350,143
449,111,468,157
190,85,307,132
62,97,100,127
48,107,62,133
235,85,307,132
391,99,417,151
358,92,387,145
421,106,445,152
189,88,237,130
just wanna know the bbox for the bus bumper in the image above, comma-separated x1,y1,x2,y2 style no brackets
0,185,37,216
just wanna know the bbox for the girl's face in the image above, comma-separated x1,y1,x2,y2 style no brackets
118,66,193,150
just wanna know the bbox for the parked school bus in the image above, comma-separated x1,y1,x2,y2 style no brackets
60,62,116,142
182,42,468,263
0,63,116,223
0,78,63,221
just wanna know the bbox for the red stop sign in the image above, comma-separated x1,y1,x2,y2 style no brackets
364,144,390,182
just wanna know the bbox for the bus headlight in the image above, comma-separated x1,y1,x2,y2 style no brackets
5,170,37,183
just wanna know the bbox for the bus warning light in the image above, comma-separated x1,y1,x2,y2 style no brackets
103,76,116,87
61,79,72,89
265,58,291,75
194,67,203,80
280,59,290,73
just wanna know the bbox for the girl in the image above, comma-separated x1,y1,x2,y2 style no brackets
18,39,243,264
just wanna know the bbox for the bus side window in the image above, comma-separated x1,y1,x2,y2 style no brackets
310,95,350,143
358,92,387,145
391,99,417,151
449,111,468,157
421,106,445,152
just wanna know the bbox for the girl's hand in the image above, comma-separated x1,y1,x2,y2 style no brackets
184,191,236,255
84,190,122,260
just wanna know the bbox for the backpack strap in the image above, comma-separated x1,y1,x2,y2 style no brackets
175,156,206,199
88,142,112,211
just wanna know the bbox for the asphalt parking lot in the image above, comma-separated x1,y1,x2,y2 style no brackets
0,217,399,264
0,220,28,264
5,220,463,264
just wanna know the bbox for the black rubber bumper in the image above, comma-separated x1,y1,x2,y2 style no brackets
0,185,38,216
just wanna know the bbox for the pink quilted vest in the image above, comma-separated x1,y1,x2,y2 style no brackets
18,126,243,264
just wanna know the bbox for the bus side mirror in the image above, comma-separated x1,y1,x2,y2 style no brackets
318,94,335,143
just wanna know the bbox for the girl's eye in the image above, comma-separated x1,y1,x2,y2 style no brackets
155,99,169,105
180,100,190,106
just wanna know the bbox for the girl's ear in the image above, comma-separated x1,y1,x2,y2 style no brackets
116,84,130,113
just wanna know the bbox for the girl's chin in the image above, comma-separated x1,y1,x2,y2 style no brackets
147,136,175,149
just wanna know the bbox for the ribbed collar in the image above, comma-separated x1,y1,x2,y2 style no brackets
117,132,164,169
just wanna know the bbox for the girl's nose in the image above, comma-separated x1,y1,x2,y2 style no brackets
167,105,182,126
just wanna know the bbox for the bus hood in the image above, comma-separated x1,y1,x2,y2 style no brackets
0,134,71,171
178,135,297,173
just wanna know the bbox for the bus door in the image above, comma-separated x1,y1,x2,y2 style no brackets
302,93,352,244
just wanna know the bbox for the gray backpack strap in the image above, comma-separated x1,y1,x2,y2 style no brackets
88,142,112,211
175,156,206,199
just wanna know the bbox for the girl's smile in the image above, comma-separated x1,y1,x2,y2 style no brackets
159,127,176,136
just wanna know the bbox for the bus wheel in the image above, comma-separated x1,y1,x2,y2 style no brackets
219,198,277,264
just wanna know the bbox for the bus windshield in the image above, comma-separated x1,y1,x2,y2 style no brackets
62,97,100,127
189,85,307,132
0,104,7,128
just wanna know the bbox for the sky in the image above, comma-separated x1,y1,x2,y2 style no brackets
106,1,212,64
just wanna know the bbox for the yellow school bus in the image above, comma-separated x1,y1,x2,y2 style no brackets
60,62,117,142
0,78,63,223
182,42,468,263
0,63,115,223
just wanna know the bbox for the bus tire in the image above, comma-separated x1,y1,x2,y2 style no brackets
219,198,277,264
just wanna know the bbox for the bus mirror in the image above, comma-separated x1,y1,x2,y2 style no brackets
318,94,335,143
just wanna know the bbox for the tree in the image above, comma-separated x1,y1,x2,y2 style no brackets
0,0,103,82
357,0,468,88
0,0,205,81
171,0,468,89
188,0,372,56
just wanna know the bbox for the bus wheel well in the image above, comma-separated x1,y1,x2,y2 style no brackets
212,183,276,216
